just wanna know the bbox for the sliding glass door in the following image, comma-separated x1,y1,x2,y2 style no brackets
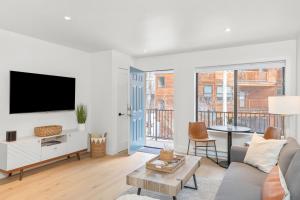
196,61,285,133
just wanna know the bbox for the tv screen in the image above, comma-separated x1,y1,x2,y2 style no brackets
10,71,76,114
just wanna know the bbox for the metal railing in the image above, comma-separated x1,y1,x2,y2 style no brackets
145,109,174,140
198,110,284,133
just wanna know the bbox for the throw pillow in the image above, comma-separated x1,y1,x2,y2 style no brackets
262,165,290,200
244,133,286,173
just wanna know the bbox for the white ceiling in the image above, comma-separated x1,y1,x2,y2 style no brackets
0,0,299,57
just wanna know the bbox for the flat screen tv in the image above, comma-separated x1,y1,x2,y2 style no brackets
10,71,76,114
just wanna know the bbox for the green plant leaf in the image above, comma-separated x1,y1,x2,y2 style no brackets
76,104,87,124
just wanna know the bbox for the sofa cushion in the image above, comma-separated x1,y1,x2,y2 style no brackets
278,137,300,176
285,150,300,200
231,146,248,163
215,162,267,200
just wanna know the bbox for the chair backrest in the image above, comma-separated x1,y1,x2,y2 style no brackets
263,127,281,140
188,122,208,140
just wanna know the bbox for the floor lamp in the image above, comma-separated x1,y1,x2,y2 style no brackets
268,96,300,138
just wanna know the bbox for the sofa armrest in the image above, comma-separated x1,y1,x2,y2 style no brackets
230,146,248,163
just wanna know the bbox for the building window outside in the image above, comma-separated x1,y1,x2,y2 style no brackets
158,77,165,88
239,91,246,108
217,86,233,101
204,85,212,100
159,99,165,110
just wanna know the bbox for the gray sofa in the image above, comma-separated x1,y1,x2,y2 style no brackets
215,137,300,200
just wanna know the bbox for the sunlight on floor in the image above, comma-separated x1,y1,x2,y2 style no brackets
146,137,174,149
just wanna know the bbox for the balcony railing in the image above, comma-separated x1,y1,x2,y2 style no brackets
198,110,284,133
145,109,283,140
145,109,174,140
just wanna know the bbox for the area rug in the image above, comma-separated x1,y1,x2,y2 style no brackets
120,176,222,200
138,147,161,155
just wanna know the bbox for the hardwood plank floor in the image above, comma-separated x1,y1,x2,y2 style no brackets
0,152,225,200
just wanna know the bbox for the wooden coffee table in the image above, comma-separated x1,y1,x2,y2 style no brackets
126,155,201,200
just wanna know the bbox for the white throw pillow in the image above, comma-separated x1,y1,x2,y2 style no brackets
244,133,286,173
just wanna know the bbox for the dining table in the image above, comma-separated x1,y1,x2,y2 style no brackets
209,125,251,168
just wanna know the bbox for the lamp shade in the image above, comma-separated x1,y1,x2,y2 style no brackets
268,96,300,115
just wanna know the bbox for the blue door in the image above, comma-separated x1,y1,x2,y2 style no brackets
128,67,145,154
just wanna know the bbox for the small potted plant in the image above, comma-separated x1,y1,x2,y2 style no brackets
76,104,87,131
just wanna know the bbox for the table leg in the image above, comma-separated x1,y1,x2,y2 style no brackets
218,131,232,168
184,174,198,190
173,196,176,200
76,152,81,160
19,169,24,181
137,188,141,195
228,131,232,164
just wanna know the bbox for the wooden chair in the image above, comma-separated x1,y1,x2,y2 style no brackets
245,126,281,146
187,122,218,163
263,126,281,139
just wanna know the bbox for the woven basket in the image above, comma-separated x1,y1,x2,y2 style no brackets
90,137,106,158
34,125,62,137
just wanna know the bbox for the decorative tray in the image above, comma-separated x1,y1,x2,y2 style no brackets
146,155,185,173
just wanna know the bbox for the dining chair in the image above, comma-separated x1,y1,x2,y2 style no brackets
187,122,218,163
263,126,281,139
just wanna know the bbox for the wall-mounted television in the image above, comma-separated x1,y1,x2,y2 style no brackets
10,71,76,114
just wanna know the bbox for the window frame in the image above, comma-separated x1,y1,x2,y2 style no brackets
195,67,285,126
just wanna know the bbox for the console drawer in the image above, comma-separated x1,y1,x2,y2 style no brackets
41,143,66,161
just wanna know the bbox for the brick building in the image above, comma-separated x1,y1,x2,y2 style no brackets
197,68,284,112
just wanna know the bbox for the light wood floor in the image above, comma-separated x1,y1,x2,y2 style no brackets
0,152,225,200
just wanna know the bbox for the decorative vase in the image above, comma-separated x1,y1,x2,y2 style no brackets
227,124,232,130
78,123,86,131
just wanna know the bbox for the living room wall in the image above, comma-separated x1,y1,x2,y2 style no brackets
135,40,297,153
90,50,134,155
297,36,300,142
0,29,92,142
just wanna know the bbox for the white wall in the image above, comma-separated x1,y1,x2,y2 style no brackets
297,36,300,142
90,50,134,155
135,40,297,153
0,29,92,142
90,50,113,154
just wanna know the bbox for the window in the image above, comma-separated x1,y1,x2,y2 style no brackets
217,86,233,101
158,77,165,88
216,86,223,101
196,62,285,133
203,85,212,100
158,99,165,109
239,91,246,108
197,70,234,113
237,68,284,113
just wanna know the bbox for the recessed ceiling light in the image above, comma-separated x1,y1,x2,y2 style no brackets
225,28,231,32
64,16,72,21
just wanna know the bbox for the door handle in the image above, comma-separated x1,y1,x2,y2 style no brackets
127,105,132,117
118,113,125,116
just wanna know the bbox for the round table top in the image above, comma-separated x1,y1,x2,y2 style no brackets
209,125,251,133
